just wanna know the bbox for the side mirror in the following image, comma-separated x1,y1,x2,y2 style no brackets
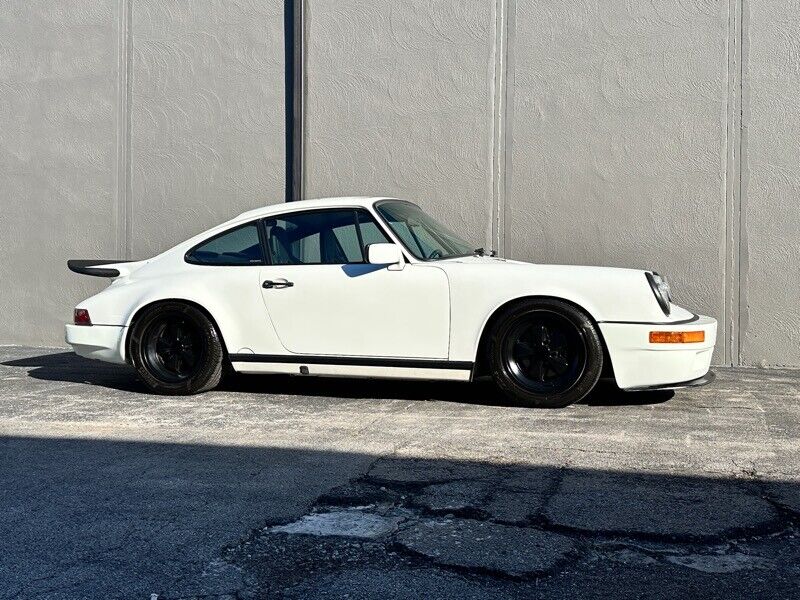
367,243,405,271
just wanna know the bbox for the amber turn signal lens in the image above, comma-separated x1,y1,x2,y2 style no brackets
649,331,704,343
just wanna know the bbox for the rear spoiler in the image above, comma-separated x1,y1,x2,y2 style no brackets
68,259,143,278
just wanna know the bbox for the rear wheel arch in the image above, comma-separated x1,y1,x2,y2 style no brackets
473,295,614,381
125,299,229,365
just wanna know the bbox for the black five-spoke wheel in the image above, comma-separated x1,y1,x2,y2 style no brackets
130,302,223,395
489,299,603,408
503,312,587,395
143,317,205,383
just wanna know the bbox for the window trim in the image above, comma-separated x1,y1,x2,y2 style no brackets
260,207,395,266
184,220,267,267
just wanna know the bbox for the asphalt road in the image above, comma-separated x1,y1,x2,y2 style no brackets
1,346,798,599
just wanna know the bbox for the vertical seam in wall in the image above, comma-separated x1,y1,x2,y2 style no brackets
724,0,741,366
502,0,515,259
283,0,306,202
296,0,306,201
737,0,750,366
116,0,132,260
285,0,305,202
490,0,510,255
284,0,295,202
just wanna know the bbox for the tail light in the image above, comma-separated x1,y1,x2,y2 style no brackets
74,308,92,326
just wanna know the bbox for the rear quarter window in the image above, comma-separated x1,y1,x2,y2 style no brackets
185,223,264,266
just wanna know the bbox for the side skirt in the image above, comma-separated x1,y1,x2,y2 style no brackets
229,354,474,382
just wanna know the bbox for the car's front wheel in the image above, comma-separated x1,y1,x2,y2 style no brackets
488,298,603,408
129,302,223,395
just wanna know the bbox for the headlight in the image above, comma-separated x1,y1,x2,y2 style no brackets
646,272,672,315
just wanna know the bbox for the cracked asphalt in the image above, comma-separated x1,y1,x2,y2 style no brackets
1,346,799,599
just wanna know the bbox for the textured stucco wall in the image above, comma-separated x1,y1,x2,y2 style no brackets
130,0,285,258
2,0,799,368
508,2,730,362
740,2,800,367
0,1,120,346
0,0,285,346
302,0,497,246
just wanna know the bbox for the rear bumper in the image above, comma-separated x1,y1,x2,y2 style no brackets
65,324,128,364
599,314,717,390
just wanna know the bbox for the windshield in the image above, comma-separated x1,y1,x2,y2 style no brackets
375,200,475,261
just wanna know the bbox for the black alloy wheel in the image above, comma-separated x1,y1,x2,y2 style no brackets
143,316,205,383
502,311,587,395
488,298,604,408
130,302,223,395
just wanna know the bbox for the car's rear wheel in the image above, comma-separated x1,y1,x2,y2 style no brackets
488,298,603,408
129,302,223,395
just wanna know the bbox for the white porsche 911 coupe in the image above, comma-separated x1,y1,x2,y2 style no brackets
66,197,716,407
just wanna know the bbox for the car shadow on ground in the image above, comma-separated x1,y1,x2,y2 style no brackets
1,351,673,407
0,435,797,599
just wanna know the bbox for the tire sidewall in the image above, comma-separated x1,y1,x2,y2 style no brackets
129,302,223,395
489,299,603,408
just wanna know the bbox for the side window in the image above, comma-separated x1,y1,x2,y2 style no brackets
332,221,363,263
264,209,390,265
186,223,263,266
357,211,392,253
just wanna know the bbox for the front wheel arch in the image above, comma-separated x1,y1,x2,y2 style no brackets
472,295,615,382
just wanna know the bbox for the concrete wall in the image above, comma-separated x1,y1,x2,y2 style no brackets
507,3,730,363
0,1,121,346
2,0,798,368
0,0,285,346
130,0,285,259
302,0,497,247
742,1,800,367
302,0,799,368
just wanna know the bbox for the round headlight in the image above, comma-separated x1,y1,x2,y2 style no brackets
646,272,672,315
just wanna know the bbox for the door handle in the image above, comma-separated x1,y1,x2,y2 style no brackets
263,279,294,289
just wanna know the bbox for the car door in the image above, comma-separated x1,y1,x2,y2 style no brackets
258,208,450,358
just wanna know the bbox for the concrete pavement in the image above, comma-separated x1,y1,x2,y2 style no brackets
0,346,798,599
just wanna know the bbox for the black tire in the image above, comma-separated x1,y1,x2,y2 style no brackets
129,302,223,395
488,298,603,408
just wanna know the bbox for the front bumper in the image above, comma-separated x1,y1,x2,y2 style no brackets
65,324,128,364
623,370,716,392
598,314,717,390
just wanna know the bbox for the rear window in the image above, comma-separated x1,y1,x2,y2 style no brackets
185,223,264,266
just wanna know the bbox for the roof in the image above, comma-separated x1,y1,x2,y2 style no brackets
233,196,394,222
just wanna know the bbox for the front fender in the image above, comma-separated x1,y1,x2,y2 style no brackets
440,261,693,362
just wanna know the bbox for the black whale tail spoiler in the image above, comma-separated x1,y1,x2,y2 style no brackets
67,259,145,278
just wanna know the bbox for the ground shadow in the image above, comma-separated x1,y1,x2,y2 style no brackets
2,351,673,407
0,436,797,599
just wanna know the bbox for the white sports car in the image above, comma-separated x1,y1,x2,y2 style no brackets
66,197,716,407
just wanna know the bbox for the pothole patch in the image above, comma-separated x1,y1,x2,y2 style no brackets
665,552,774,573
270,507,407,539
765,482,800,515
318,481,401,507
395,517,575,577
545,472,780,540
416,481,491,514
